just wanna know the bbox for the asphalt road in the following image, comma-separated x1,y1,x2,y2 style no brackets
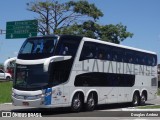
0,96,160,119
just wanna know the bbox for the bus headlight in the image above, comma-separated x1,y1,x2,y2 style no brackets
35,94,44,99
12,92,16,97
12,93,44,100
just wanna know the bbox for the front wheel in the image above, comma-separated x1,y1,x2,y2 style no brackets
85,93,96,111
71,93,82,112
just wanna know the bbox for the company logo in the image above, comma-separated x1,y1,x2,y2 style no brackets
17,65,27,69
2,112,11,117
1,112,42,117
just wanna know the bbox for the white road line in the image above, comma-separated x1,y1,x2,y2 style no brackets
3,103,12,105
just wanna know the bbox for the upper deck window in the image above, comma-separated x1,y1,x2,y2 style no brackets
18,37,57,60
79,41,157,66
54,35,82,57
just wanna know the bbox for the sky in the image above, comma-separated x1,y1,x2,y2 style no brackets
0,0,160,63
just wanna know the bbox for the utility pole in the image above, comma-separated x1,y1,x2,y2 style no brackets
0,29,6,34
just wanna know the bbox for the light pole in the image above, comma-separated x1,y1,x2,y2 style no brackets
0,29,6,34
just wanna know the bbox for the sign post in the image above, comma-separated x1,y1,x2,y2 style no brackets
6,20,38,39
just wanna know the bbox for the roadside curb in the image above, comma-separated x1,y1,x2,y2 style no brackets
3,103,12,105
122,108,160,111
0,103,12,105
122,104,160,111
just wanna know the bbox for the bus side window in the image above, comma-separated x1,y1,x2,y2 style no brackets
105,46,112,61
107,53,111,60
96,44,106,60
152,55,157,66
79,42,96,61
111,47,124,62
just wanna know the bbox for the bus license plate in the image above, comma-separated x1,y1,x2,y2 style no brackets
23,102,29,106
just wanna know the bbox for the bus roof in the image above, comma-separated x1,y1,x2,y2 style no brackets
27,35,156,55
83,37,157,55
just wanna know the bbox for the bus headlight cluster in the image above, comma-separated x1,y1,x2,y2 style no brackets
12,93,24,99
12,93,44,100
12,92,16,97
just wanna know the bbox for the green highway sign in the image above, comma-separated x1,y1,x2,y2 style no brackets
6,20,38,39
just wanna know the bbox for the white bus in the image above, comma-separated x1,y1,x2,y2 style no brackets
5,35,158,112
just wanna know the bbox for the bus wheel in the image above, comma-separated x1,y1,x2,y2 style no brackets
85,93,96,111
132,92,140,107
71,93,82,112
140,93,146,106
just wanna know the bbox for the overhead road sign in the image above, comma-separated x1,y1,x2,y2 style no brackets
6,20,38,39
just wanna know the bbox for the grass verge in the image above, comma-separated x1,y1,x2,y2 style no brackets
0,81,12,104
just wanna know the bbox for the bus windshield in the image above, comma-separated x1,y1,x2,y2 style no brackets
18,37,57,60
14,64,50,90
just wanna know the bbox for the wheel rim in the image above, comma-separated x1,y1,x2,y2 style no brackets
133,95,138,105
73,97,81,110
87,93,95,110
141,95,146,104
88,98,95,108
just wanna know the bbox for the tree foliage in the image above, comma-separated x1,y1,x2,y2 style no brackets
27,0,133,44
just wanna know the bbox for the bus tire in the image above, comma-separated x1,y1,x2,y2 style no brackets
71,93,82,112
140,92,147,106
132,92,140,107
85,92,96,111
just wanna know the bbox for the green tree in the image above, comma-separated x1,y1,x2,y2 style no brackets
27,0,103,35
27,0,133,44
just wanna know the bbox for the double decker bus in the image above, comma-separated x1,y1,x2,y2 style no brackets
4,35,158,112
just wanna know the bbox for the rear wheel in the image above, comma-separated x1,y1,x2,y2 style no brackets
140,93,146,106
85,93,96,111
132,92,140,107
71,93,83,112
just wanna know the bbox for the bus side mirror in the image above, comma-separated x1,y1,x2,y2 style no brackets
43,56,72,72
4,57,17,72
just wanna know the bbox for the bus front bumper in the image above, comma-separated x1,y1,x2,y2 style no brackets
12,96,70,108
12,96,45,108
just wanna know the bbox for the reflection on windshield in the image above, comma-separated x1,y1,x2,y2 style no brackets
19,37,57,54
18,37,58,60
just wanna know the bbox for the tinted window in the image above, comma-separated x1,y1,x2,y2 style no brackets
14,64,49,91
74,72,135,87
111,47,124,62
79,41,157,66
79,42,96,61
49,59,72,86
55,35,82,58
18,37,57,60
